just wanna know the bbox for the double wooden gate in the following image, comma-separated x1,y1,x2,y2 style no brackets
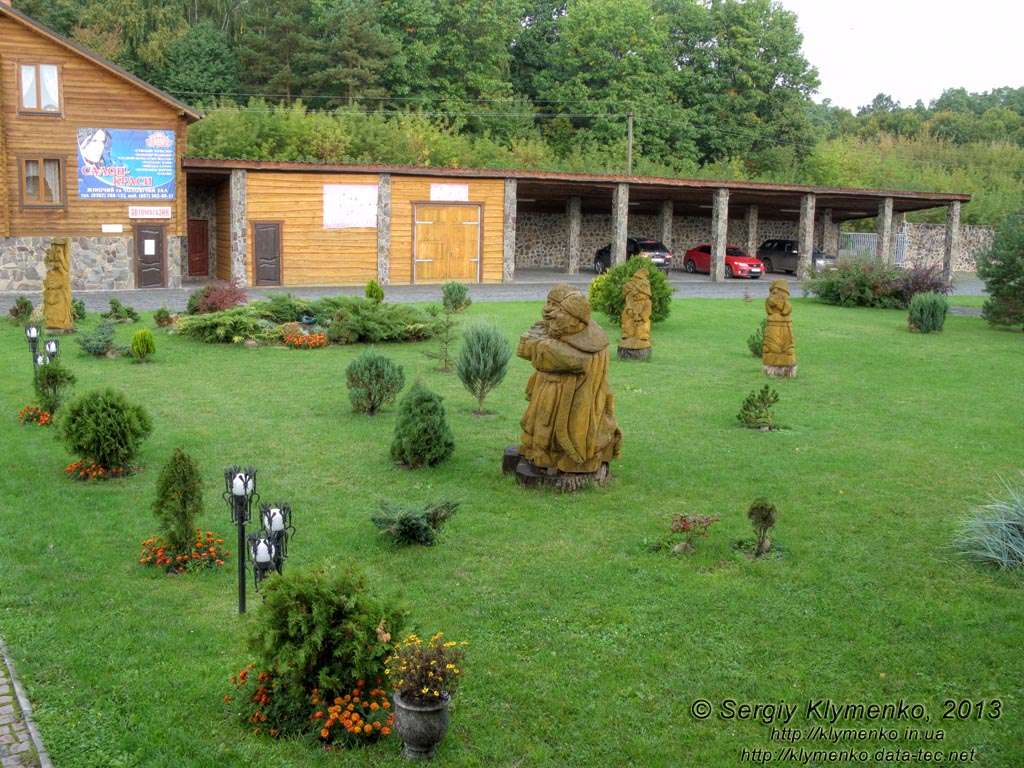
413,204,481,283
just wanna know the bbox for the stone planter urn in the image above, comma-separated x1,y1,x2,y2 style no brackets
393,691,451,760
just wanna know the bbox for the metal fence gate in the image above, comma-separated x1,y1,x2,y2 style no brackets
838,232,907,266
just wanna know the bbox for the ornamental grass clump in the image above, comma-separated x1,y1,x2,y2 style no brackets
59,388,152,475
229,565,404,746
385,632,467,705
953,472,1024,570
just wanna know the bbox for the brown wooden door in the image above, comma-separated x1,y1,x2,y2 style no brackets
413,205,480,283
135,225,166,288
187,219,209,277
252,222,282,286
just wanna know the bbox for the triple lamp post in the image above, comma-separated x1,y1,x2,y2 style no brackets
223,466,295,614
25,323,60,375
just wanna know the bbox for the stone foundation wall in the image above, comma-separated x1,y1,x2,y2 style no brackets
0,236,133,291
903,223,993,272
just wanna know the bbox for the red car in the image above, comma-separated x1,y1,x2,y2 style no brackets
682,244,764,279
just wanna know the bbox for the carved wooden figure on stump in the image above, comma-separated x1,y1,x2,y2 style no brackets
43,238,74,331
510,284,623,491
618,270,653,361
762,279,797,377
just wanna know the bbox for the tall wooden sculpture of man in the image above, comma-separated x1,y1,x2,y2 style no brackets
762,279,797,377
516,284,623,490
43,238,74,331
618,269,653,360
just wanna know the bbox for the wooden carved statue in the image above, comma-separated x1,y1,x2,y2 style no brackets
618,270,653,360
762,279,797,377
514,284,623,490
43,238,74,331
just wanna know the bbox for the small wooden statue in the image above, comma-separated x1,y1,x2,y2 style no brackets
618,270,653,361
43,238,74,331
762,279,797,377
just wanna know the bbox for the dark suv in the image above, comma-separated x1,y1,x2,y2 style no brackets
594,238,673,274
756,239,835,274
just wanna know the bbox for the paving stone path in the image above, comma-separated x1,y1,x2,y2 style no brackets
0,642,50,768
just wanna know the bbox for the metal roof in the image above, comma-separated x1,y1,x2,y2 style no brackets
182,157,970,223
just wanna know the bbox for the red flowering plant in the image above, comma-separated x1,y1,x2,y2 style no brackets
18,405,52,427
647,513,720,555
140,529,228,573
282,329,328,349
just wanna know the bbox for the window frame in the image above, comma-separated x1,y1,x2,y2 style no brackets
17,61,64,115
18,155,68,210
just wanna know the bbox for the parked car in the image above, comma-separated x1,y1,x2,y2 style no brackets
594,237,673,274
756,239,836,274
682,244,764,279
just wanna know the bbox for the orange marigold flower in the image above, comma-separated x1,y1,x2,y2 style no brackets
320,728,329,739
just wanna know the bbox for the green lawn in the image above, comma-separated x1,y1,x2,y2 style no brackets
0,295,1021,768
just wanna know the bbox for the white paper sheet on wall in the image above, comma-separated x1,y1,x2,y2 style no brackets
323,184,378,229
430,183,469,202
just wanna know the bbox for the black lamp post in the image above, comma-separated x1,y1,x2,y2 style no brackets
223,466,258,614
246,502,295,592
25,325,39,371
44,338,60,360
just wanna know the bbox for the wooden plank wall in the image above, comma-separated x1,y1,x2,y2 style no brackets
390,176,505,284
215,181,232,281
0,16,186,237
245,172,379,286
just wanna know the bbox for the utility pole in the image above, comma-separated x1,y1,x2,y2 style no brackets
627,111,634,175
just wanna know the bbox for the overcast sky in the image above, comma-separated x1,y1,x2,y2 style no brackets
777,0,1023,112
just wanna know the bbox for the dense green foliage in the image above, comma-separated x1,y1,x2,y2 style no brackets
803,260,952,309
58,388,153,469
100,298,139,322
976,213,1024,329
240,565,404,727
737,384,780,430
441,281,472,314
176,307,272,343
907,291,950,333
390,381,455,468
455,324,512,414
371,500,459,546
365,279,384,304
345,350,405,415
130,327,156,361
152,447,204,554
325,298,436,344
746,317,767,357
34,358,76,414
588,259,673,325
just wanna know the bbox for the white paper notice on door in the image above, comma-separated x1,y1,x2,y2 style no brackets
323,184,378,229
144,240,156,256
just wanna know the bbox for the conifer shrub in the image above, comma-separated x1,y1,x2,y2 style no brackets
176,308,272,343
371,500,459,546
441,281,471,313
152,448,204,554
365,279,384,303
59,388,153,471
34,358,76,414
325,297,435,344
976,212,1024,330
131,327,156,361
588,258,673,324
456,323,512,414
423,305,459,372
907,291,949,333
248,293,311,324
390,381,454,468
8,296,33,322
345,350,405,415
186,285,215,315
100,298,139,322
737,384,780,431
747,318,767,357
76,321,119,357
72,298,87,322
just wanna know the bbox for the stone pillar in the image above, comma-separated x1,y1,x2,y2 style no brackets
798,193,816,279
944,201,961,280
567,196,581,274
745,205,759,258
819,208,834,253
377,174,391,286
503,178,517,283
612,183,629,267
659,199,674,252
877,197,894,264
710,188,729,282
230,169,248,286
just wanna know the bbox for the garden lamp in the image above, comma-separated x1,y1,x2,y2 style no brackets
223,465,258,614
246,530,277,590
44,338,60,359
25,324,39,368
259,501,295,565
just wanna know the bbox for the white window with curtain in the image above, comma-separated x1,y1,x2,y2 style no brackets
19,63,61,112
21,157,64,207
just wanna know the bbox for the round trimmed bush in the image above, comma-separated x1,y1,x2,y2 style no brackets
588,258,673,325
390,381,454,468
345,349,405,415
59,388,153,470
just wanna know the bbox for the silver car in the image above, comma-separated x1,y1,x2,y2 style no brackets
756,239,835,274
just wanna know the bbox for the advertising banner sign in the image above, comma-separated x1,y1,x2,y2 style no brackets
77,128,176,200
